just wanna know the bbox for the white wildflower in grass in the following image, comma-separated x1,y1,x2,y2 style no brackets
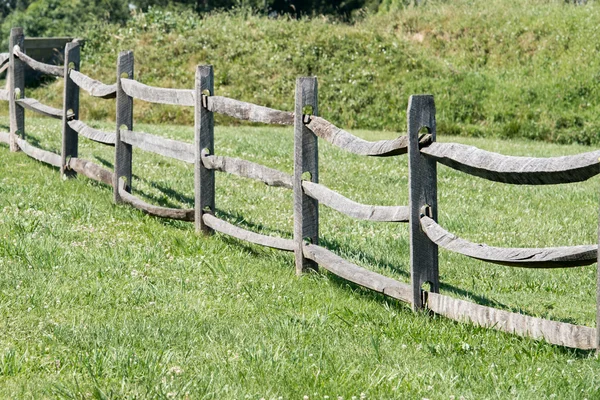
304,396,309,400
360,393,366,400
168,365,184,375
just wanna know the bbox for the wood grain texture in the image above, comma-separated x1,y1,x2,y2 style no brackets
302,181,409,222
68,120,115,145
113,51,134,204
67,157,113,185
121,78,194,106
202,155,292,189
68,70,116,99
118,178,194,221
206,96,294,125
15,138,61,167
194,65,215,234
303,243,413,303
61,41,80,177
426,291,595,350
0,52,9,67
305,116,432,157
408,95,438,310
16,98,72,119
0,61,9,75
121,129,194,164
421,142,600,185
13,45,63,77
420,215,597,267
203,214,294,251
294,77,319,274
9,28,25,152
0,89,10,101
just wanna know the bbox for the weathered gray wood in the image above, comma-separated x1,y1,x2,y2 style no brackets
202,155,293,189
9,28,25,152
120,129,194,163
206,96,294,125
420,215,597,267
118,178,194,221
0,53,9,67
114,51,134,204
426,291,595,350
294,77,319,275
408,94,438,310
202,214,294,251
16,98,73,120
303,243,413,303
0,61,9,75
0,89,10,101
421,142,600,185
302,181,409,222
68,70,116,99
61,41,80,177
121,78,194,106
194,65,215,234
15,138,61,167
13,45,63,77
68,120,115,145
306,116,432,157
0,131,11,144
67,157,113,185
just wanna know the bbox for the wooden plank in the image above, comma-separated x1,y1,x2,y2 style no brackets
68,120,115,145
303,243,413,303
408,94,438,310
202,214,294,251
294,77,319,274
61,42,80,177
118,178,194,221
0,131,11,144
420,215,597,267
202,155,292,189
0,53,9,66
206,96,294,125
15,138,61,167
194,65,215,234
121,78,194,106
120,129,194,164
301,181,409,222
9,28,25,152
113,51,134,204
426,291,595,350
24,37,74,50
67,157,113,185
68,70,116,99
0,62,9,75
13,45,63,77
16,98,73,119
0,89,10,101
305,116,432,157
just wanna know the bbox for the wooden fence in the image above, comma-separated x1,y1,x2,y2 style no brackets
2,27,599,350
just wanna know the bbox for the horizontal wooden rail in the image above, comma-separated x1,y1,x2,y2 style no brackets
306,116,432,157
15,138,61,167
421,142,600,185
205,96,294,125
420,216,597,268
302,181,409,222
67,157,113,185
426,291,595,349
121,78,194,106
202,154,293,189
203,214,295,251
68,120,115,145
0,61,8,75
68,70,116,99
0,89,10,101
118,178,194,221
0,52,8,66
120,129,194,163
16,97,72,119
13,45,63,77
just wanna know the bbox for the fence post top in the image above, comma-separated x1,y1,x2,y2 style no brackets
10,27,23,35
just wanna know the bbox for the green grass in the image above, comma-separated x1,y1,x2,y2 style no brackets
0,114,599,398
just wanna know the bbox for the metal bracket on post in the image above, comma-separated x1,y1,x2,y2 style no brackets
408,94,438,310
8,27,24,152
61,41,80,178
194,65,215,234
293,77,319,275
114,51,134,204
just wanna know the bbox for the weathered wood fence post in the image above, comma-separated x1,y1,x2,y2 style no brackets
61,41,80,178
114,50,134,203
195,65,215,234
408,94,438,310
8,27,24,152
293,77,319,275
596,204,600,352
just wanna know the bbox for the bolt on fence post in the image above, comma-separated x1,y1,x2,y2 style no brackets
194,65,215,234
8,27,24,152
114,50,134,204
408,94,438,310
293,77,319,275
61,41,80,178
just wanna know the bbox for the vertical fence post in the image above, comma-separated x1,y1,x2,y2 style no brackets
293,77,319,275
596,203,600,352
61,41,80,178
194,65,215,234
8,27,24,152
114,51,134,203
408,94,438,310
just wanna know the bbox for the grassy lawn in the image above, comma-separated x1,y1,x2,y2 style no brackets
0,114,598,398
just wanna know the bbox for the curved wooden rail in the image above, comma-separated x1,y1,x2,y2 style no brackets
426,291,595,350
0,52,9,67
203,214,294,251
420,216,597,267
13,46,63,77
67,158,113,185
302,181,409,222
0,89,10,101
205,96,294,125
68,120,115,145
202,155,293,189
305,116,432,157
121,78,194,106
120,129,194,164
69,70,116,99
15,138,61,167
421,142,600,185
16,98,72,120
118,178,194,221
